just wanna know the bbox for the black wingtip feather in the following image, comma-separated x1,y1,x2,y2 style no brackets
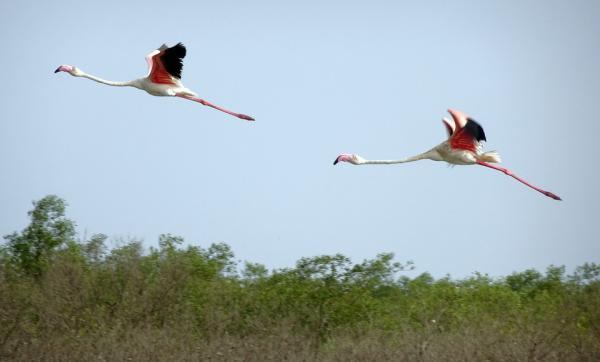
465,118,487,142
161,43,187,79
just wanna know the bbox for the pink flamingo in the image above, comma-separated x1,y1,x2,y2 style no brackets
334,109,561,200
54,43,254,121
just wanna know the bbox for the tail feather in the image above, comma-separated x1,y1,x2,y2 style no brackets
479,151,501,163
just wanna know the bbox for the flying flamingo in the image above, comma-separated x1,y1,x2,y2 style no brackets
334,109,561,200
54,43,254,121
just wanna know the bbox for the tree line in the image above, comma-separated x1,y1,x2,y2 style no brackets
1,195,598,361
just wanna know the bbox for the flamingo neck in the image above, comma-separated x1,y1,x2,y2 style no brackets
79,72,139,88
360,150,439,165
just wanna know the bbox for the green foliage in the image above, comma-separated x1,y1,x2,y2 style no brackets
570,262,600,284
82,233,108,264
1,196,599,360
3,195,75,277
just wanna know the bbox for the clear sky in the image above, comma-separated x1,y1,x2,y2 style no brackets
1,0,598,277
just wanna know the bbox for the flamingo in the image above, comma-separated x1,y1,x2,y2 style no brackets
334,108,561,200
54,43,254,121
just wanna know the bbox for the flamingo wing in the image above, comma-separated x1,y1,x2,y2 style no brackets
146,43,187,85
446,108,486,152
145,49,159,77
442,117,455,138
447,108,468,129
450,117,487,153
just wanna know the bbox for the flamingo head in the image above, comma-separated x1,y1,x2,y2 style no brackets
54,65,83,76
333,153,366,165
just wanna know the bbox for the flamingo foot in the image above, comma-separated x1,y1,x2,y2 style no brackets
544,191,562,201
238,114,255,121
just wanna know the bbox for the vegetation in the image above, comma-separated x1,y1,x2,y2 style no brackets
1,196,599,361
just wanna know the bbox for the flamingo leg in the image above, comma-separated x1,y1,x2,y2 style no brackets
177,94,255,121
476,161,561,200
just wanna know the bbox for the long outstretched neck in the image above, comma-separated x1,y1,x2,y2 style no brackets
361,155,425,165
79,72,137,87
361,150,438,165
476,161,561,201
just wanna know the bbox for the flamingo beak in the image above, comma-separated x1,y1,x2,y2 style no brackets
54,65,74,74
333,154,352,165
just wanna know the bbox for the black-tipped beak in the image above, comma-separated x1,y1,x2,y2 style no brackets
54,67,61,73
333,157,340,165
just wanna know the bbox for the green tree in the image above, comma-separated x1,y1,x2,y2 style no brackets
82,233,108,264
3,195,75,277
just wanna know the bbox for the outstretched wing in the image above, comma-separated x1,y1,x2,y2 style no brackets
446,109,486,153
145,43,187,85
450,117,487,153
442,117,455,139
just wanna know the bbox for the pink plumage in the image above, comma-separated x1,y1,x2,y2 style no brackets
55,43,255,121
334,109,561,201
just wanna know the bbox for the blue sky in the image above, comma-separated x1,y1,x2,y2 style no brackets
1,0,598,277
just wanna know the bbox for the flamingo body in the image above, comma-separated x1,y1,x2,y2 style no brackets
334,109,561,201
54,43,254,121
